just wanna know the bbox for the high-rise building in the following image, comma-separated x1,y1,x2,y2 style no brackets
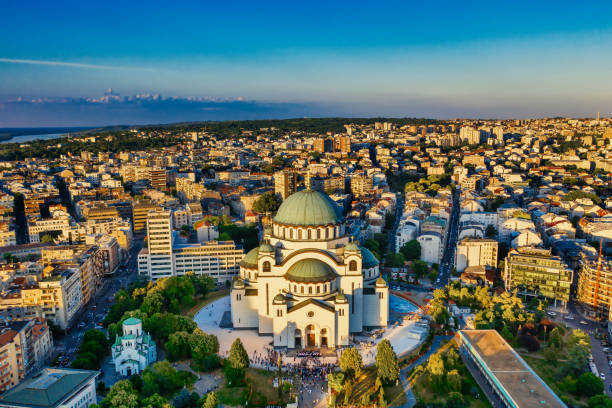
148,167,167,191
350,172,373,198
334,135,351,154
503,247,573,306
132,200,159,234
577,251,612,320
143,209,173,279
313,138,333,153
274,170,298,200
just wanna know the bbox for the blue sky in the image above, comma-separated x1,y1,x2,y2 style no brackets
2,0,612,125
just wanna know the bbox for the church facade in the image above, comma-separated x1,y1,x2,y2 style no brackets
231,190,388,349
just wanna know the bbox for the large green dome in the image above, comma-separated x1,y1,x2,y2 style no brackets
274,190,344,226
285,259,337,283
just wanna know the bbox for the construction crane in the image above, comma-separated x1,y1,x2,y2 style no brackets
593,239,603,319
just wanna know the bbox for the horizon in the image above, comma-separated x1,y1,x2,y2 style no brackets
2,1,612,126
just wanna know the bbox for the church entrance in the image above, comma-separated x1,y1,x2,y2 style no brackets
306,324,316,347
127,367,132,376
294,329,302,348
320,328,328,348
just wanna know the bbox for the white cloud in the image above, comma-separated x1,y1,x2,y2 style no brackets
0,58,151,71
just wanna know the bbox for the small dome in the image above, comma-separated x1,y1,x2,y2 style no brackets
376,276,387,287
345,241,359,252
274,190,344,227
360,247,380,268
335,292,347,303
259,243,274,253
240,247,259,268
273,293,286,303
233,279,245,289
285,259,336,283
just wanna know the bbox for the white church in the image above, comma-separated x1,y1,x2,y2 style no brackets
111,317,157,376
231,190,389,349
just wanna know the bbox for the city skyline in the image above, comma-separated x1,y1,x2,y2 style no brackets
2,1,612,125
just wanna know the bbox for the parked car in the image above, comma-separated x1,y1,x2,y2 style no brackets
601,373,606,381
547,311,557,316
581,320,589,325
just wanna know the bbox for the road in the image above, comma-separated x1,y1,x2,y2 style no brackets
435,189,460,289
555,302,612,397
54,239,143,364
389,193,403,253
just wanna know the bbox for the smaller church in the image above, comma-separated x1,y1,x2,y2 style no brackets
111,317,157,376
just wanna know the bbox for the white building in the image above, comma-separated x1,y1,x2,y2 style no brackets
417,231,443,264
231,190,388,349
455,238,498,273
111,317,156,376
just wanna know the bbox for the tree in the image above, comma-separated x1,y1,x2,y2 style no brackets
228,338,249,370
339,347,363,378
203,392,219,408
376,340,399,384
485,224,497,238
400,239,421,260
577,372,604,398
252,192,282,214
165,331,192,361
589,394,612,408
446,392,466,408
105,380,139,408
41,234,55,243
140,393,168,408
446,369,462,392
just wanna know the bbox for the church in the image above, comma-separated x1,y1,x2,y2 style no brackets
231,190,388,349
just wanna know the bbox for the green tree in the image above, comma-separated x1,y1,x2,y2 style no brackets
376,339,399,384
41,234,55,243
446,392,466,408
339,347,363,378
203,392,219,408
228,338,249,370
447,369,462,392
252,192,282,214
165,331,192,361
485,224,497,238
140,393,168,408
400,240,421,260
105,380,139,408
577,372,604,398
589,394,612,408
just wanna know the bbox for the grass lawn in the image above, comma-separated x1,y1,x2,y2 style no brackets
384,383,408,406
183,289,229,317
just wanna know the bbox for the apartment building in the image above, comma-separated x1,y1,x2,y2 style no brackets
26,211,72,244
274,169,298,200
350,172,373,198
141,209,173,279
455,238,498,273
503,247,573,306
577,253,612,320
132,200,159,234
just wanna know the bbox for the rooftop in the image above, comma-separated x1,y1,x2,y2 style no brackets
459,330,566,408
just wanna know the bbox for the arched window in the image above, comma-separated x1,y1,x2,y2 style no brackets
325,229,329,239
290,229,293,239
307,229,311,240
316,286,320,294
300,286,304,294
349,260,357,272
298,230,302,240
324,284,328,292
294,285,297,292
316,229,320,239
263,261,271,272
308,286,312,294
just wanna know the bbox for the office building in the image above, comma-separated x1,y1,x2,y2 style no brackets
274,170,298,200
503,247,572,306
455,238,498,273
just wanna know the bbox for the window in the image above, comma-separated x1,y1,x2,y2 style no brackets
236,294,242,301
309,286,312,294
301,286,304,294
316,286,320,294
349,260,357,272
263,261,271,272
339,309,344,316
277,309,283,317
324,284,328,292
294,285,297,292
307,229,311,240
379,292,384,299
298,230,302,240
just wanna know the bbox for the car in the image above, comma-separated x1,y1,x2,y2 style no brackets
604,348,610,353
547,311,557,317
581,320,589,325
77,322,86,328
565,315,575,320
601,373,606,381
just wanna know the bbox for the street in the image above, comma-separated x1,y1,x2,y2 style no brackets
54,239,143,364
435,189,459,289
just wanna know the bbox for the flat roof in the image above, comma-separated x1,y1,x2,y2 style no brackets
459,330,566,408
0,367,98,408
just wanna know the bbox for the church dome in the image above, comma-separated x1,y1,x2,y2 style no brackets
274,190,344,226
376,276,387,287
345,241,360,252
285,259,337,283
259,243,274,253
273,293,286,304
360,247,380,268
240,247,259,268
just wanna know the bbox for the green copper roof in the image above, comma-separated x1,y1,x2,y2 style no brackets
123,317,141,326
274,190,344,226
240,246,259,268
259,243,274,253
345,241,360,252
360,246,379,268
285,259,336,283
